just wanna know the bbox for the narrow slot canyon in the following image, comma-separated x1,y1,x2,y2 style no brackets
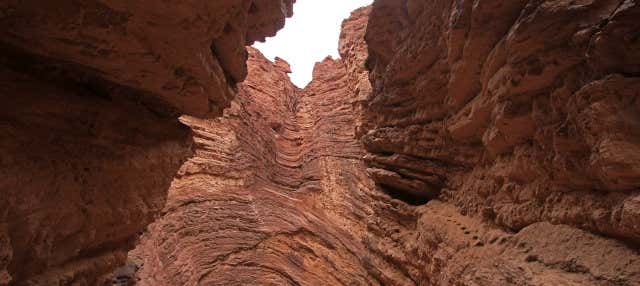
1,1,640,286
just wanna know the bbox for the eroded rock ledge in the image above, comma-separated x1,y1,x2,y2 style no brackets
0,1,292,284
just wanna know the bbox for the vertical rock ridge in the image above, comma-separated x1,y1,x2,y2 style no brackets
128,8,422,285
129,47,378,285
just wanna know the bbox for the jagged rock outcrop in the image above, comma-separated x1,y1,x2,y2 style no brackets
338,7,373,137
361,0,640,284
0,1,292,285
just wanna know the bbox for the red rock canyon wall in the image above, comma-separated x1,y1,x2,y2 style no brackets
0,1,292,284
127,8,428,284
3,1,640,285
362,0,640,284
128,39,394,285
130,2,640,286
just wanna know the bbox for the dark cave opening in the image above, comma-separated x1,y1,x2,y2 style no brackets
378,184,430,206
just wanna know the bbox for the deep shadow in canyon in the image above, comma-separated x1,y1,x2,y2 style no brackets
1,1,640,285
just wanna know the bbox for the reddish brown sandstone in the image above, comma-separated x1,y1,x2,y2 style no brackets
0,0,294,117
129,47,375,285
130,3,640,285
127,8,421,284
0,1,292,285
362,0,640,284
364,0,640,238
4,1,639,285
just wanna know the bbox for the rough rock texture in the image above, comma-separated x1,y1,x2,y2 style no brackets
0,67,193,286
123,4,640,286
364,0,640,241
0,1,292,285
0,0,294,117
361,0,640,284
127,44,381,285
408,200,640,285
339,7,373,137
127,9,422,283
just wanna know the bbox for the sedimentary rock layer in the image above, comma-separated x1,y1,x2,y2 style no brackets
128,46,376,285
127,9,419,284
361,0,640,284
0,66,193,286
363,0,640,241
0,1,292,284
127,5,640,285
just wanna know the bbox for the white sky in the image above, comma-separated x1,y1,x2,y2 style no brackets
253,0,373,87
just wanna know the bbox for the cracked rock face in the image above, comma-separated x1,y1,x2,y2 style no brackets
0,1,292,285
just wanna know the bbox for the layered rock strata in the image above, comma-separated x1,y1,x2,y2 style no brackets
363,0,640,242
127,8,419,284
129,1,640,285
0,0,294,117
0,1,292,284
123,5,640,285
361,0,640,284
128,43,389,285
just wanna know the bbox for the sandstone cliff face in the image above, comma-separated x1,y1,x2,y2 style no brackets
128,46,382,286
8,1,636,285
126,9,422,284
361,0,640,284
123,4,640,285
364,0,640,239
0,1,292,285
0,67,193,286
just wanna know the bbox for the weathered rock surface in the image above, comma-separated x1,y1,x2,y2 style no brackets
339,7,373,137
126,4,640,285
364,0,640,241
361,0,640,284
0,1,292,285
6,0,634,284
0,0,294,117
128,42,385,285
0,66,193,286
410,200,640,285
128,9,421,284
